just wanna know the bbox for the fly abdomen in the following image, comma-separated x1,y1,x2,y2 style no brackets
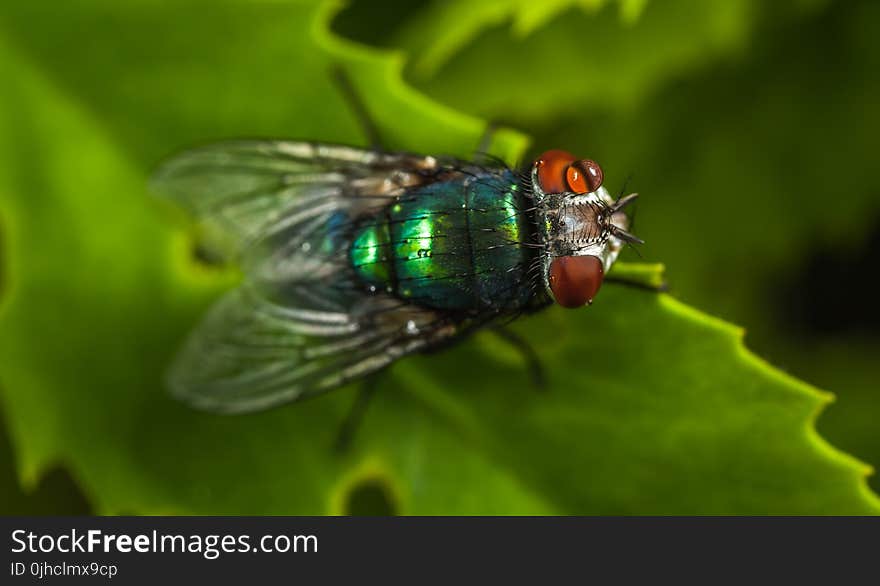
350,169,537,311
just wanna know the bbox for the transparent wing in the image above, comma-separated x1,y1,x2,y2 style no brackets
152,140,464,412
151,140,441,264
168,284,452,413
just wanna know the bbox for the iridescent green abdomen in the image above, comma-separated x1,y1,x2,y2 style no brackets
350,170,535,311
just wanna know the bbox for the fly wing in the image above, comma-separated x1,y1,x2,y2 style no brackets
152,140,465,412
152,140,441,265
167,284,453,413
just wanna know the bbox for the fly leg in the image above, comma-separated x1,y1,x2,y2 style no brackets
334,65,500,161
331,66,385,151
488,326,546,391
333,372,383,453
604,275,669,293
473,122,498,163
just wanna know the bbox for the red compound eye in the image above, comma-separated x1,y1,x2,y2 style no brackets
536,151,604,194
536,149,576,193
549,255,604,308
565,159,604,193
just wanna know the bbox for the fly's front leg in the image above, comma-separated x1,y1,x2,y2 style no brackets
604,262,669,293
333,372,383,453
331,65,384,151
604,276,668,293
488,326,546,391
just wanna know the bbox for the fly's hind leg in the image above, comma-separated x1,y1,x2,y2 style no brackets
332,65,384,151
333,372,383,453
488,326,546,391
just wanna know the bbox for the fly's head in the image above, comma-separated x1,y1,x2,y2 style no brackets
530,150,642,308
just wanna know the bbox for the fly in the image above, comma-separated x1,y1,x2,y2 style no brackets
151,141,642,414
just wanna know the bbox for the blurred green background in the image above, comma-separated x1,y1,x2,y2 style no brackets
1,0,878,514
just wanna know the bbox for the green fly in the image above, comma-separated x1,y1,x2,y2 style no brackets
152,141,642,415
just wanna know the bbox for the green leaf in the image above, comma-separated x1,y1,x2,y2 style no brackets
0,404,90,515
0,0,876,514
0,0,526,169
383,0,880,493
390,0,649,79
393,0,764,122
